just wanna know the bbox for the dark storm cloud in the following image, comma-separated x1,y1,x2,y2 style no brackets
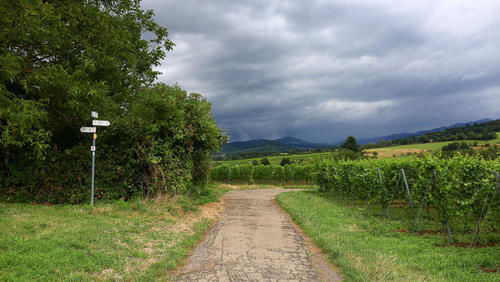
141,0,500,142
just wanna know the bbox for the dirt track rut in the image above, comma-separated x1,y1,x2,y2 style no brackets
177,189,341,281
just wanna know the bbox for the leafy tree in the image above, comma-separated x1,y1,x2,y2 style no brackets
0,1,225,202
331,149,364,161
261,157,270,166
280,157,292,166
341,136,360,152
1,0,173,158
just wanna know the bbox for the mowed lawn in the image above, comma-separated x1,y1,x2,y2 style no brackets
277,190,500,281
0,186,228,280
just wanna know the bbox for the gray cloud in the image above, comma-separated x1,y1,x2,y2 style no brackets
142,0,500,142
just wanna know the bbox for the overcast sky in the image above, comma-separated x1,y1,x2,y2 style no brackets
141,0,500,143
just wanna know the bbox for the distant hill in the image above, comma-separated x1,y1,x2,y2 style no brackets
221,118,498,155
222,136,329,154
358,118,494,144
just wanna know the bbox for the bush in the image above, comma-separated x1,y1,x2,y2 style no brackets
280,157,292,166
261,157,271,166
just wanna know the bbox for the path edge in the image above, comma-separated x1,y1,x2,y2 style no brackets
166,194,227,280
273,194,343,281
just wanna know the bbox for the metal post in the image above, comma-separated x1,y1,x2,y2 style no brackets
91,139,95,205
91,115,96,206
377,168,389,219
401,169,417,228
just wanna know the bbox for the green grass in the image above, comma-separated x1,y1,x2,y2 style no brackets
0,184,229,280
492,132,500,143
374,132,500,151
277,190,500,281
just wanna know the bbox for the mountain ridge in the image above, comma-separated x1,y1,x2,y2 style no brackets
222,118,496,154
358,118,493,144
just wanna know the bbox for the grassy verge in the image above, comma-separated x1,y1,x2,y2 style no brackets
0,184,229,280
277,190,500,281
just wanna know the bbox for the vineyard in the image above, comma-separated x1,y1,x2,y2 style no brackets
210,163,316,186
210,154,500,245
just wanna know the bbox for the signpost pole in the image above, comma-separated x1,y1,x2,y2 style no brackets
91,132,96,206
81,111,109,206
91,112,97,206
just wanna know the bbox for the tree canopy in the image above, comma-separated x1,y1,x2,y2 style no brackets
341,136,360,152
0,0,224,203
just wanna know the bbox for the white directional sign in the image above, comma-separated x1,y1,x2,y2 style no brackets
92,120,110,126
91,111,98,118
80,127,96,133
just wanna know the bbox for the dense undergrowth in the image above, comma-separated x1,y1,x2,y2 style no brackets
0,1,225,203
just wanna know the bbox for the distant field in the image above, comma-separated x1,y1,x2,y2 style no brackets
217,132,500,164
365,132,500,158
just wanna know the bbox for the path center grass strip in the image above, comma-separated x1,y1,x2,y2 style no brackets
277,190,500,281
0,185,229,280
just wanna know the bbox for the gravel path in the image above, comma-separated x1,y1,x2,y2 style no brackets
177,189,341,281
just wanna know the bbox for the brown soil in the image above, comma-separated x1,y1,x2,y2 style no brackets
418,229,445,235
442,242,499,248
364,148,428,158
173,200,224,233
481,267,499,273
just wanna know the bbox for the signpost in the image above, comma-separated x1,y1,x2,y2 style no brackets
81,111,110,205
92,120,110,126
80,127,96,133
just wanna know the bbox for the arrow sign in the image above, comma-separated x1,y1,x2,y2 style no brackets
80,127,96,133
92,120,110,126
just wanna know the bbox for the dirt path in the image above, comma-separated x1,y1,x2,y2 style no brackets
177,189,341,281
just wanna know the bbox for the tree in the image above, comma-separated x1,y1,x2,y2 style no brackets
261,157,270,166
341,136,360,152
1,0,173,159
280,157,292,166
0,1,225,202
